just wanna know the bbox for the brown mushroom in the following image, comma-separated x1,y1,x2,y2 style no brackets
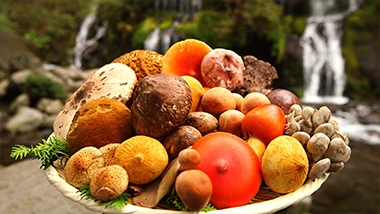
178,149,201,171
185,111,218,135
90,165,129,201
53,63,137,138
306,133,330,155
175,169,213,211
308,158,331,181
131,74,192,138
64,147,104,188
265,89,302,115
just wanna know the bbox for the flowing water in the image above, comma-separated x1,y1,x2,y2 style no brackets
300,0,362,105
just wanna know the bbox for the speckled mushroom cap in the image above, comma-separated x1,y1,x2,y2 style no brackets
99,143,120,167
64,147,105,188
53,63,137,138
90,165,129,201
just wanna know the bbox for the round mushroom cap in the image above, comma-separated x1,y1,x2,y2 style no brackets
90,165,129,201
99,143,120,167
53,63,137,138
64,147,104,188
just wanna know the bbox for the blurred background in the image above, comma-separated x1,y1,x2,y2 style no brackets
0,0,379,213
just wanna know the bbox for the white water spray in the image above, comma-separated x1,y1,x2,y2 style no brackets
73,6,108,69
300,0,361,104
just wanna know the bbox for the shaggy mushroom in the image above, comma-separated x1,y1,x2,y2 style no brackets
64,147,104,188
53,63,137,138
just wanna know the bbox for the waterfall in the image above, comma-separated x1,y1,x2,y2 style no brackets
73,5,108,69
300,0,362,104
144,0,202,54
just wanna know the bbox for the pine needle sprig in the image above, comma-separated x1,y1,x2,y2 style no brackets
10,136,70,170
78,184,131,210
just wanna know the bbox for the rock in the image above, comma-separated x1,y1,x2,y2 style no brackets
0,79,10,96
5,106,44,133
9,93,31,113
10,52,41,71
40,114,57,128
36,98,63,115
10,69,30,85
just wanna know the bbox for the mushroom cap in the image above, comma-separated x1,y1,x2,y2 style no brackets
90,165,129,201
131,74,192,138
53,63,137,138
66,97,134,155
99,143,120,167
64,147,104,188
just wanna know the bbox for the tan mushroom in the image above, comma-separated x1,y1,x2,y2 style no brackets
64,147,104,188
90,165,129,201
99,143,120,166
53,63,137,138
308,158,331,180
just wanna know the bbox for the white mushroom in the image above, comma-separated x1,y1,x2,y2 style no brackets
314,123,335,138
301,107,314,127
53,63,137,138
291,131,310,146
306,133,330,155
308,158,331,181
325,138,351,163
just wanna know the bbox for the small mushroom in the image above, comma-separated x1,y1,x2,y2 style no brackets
178,149,201,171
175,169,213,211
312,106,331,128
328,118,340,131
299,119,313,134
289,104,302,117
306,133,330,155
163,125,202,161
99,143,120,166
285,120,301,136
185,111,218,135
292,131,310,146
64,147,105,188
301,107,314,128
325,138,351,163
308,158,331,181
314,123,335,138
90,165,129,201
329,161,345,173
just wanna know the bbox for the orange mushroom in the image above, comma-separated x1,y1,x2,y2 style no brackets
162,39,212,86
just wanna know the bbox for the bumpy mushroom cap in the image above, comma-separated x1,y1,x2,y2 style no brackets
53,63,137,138
90,165,129,201
131,74,192,138
64,147,104,188
112,50,163,85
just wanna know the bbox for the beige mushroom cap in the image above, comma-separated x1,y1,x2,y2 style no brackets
64,147,104,188
99,143,120,167
90,165,129,201
53,63,137,138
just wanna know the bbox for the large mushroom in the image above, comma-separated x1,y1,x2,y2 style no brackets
53,63,137,138
131,74,192,138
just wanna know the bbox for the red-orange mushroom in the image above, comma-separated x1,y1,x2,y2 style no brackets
192,132,262,209
162,39,212,86
241,104,286,146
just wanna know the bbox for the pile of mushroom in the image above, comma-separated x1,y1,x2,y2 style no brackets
285,104,351,180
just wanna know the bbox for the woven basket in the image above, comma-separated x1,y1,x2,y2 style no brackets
44,134,329,214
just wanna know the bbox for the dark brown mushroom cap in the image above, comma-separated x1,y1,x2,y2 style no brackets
64,147,104,188
243,55,278,95
90,165,129,201
131,74,192,138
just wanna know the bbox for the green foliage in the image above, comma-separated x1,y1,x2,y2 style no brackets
132,17,157,49
10,136,69,170
24,73,67,104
